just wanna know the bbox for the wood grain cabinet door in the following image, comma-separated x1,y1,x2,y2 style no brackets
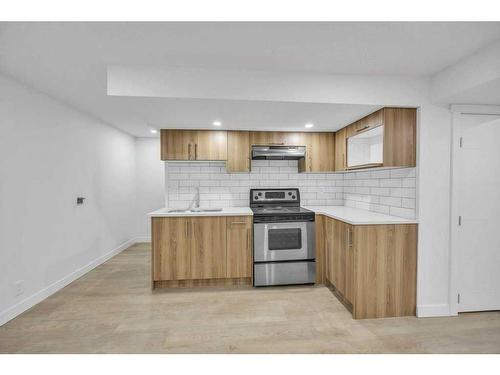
226,216,252,278
308,132,335,172
152,217,191,280
190,216,227,279
160,130,196,160
334,128,347,171
382,107,416,168
226,131,250,172
194,130,227,161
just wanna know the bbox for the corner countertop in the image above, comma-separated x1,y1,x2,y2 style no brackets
304,206,418,225
148,207,253,217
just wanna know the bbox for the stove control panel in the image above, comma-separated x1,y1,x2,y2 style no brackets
250,188,300,204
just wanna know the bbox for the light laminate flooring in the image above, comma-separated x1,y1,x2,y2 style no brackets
1,243,500,353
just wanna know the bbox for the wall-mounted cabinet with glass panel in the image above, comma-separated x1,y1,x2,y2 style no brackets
341,107,416,171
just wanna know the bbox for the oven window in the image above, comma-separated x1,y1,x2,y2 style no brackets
268,228,302,250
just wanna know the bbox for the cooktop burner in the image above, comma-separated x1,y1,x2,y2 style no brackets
251,206,313,215
250,188,314,222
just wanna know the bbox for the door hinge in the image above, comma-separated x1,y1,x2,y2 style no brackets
457,293,461,304
458,216,462,226
459,137,463,148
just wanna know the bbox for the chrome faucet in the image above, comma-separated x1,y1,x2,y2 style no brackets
189,187,200,211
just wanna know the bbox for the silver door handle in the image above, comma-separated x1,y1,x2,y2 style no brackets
347,228,353,248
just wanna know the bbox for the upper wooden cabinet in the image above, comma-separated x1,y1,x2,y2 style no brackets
249,131,306,146
339,107,416,170
346,110,384,138
226,131,250,172
161,129,227,161
298,132,335,172
195,131,227,161
334,127,347,172
382,107,417,168
160,130,196,161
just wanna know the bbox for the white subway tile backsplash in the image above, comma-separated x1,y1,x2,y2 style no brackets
165,161,416,219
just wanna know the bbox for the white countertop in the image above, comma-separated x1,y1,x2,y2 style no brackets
304,206,418,225
148,207,253,217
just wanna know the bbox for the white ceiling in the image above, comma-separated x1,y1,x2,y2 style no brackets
1,22,500,136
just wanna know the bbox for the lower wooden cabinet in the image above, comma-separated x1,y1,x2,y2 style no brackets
152,215,253,288
322,215,417,319
226,216,253,278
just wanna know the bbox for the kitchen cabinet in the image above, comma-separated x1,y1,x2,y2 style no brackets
226,216,252,278
194,130,227,161
298,132,336,172
326,218,352,302
343,107,416,169
190,216,227,279
160,130,197,160
334,127,347,171
152,215,253,288
152,217,192,280
322,215,417,319
346,110,384,138
249,131,307,146
160,129,227,161
152,216,226,282
226,131,250,172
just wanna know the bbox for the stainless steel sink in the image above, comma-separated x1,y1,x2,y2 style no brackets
167,208,223,213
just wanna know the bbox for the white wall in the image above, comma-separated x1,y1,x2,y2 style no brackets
0,74,137,325
135,138,164,240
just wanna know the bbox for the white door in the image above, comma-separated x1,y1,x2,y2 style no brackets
456,114,500,312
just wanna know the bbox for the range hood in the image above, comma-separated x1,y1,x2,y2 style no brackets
252,145,306,160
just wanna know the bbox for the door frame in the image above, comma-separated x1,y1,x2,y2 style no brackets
449,104,500,315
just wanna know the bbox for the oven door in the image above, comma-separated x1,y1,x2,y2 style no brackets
253,221,315,262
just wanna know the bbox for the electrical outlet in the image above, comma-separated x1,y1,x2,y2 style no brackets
14,280,24,297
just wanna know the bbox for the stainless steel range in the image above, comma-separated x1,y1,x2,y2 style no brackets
251,188,315,287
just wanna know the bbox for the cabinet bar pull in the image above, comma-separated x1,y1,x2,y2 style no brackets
231,221,247,225
347,228,353,248
356,125,370,133
188,144,192,160
269,142,284,145
195,144,198,159
185,221,189,237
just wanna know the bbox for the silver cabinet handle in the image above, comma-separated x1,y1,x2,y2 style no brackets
185,221,189,238
356,125,370,133
347,227,353,248
188,144,192,160
231,221,247,225
195,143,198,160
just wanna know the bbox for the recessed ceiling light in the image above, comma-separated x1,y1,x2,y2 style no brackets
305,123,314,128
212,121,222,127
150,129,158,134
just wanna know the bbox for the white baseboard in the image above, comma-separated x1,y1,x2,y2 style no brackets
134,236,151,243
417,304,455,317
0,238,136,327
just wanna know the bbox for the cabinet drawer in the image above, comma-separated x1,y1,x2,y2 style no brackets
254,261,315,286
